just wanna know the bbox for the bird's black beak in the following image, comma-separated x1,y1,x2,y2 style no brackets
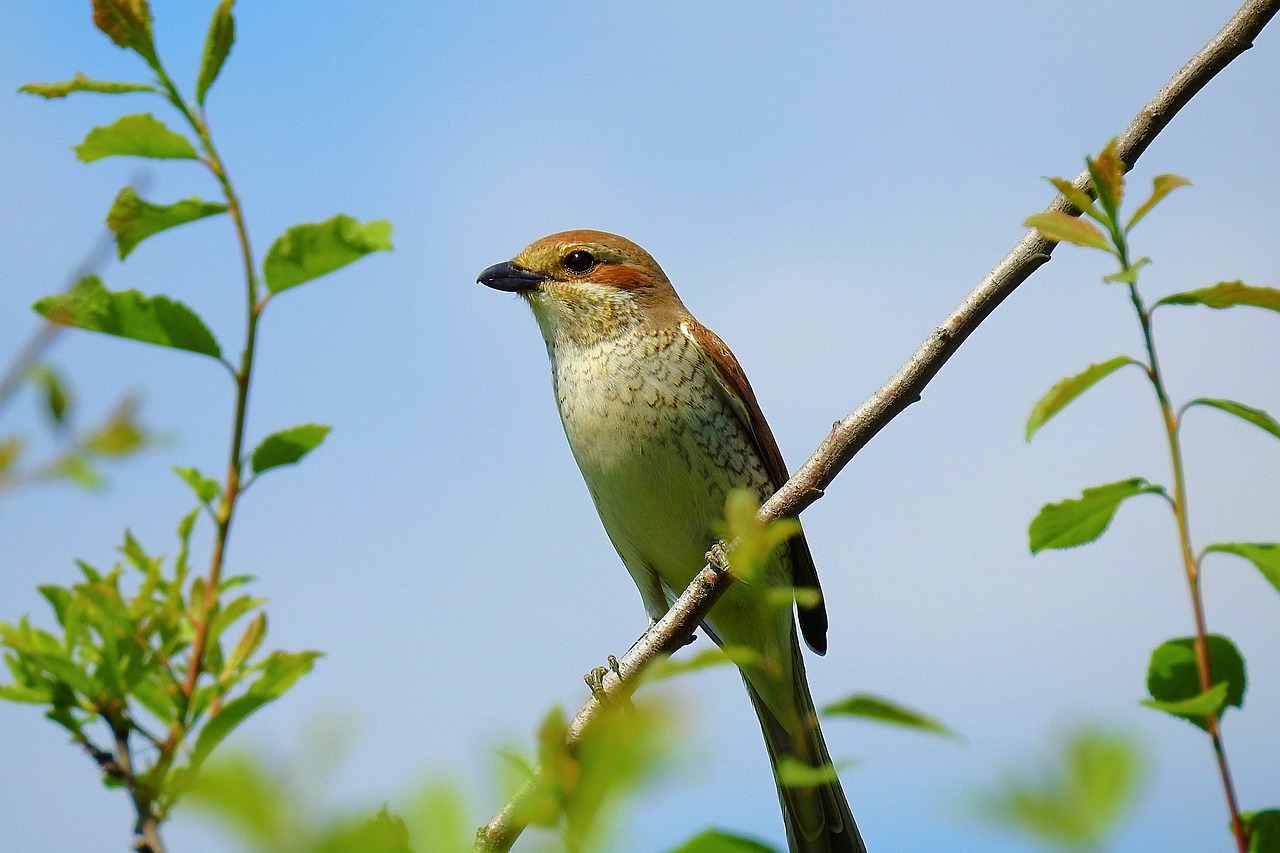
478,261,544,293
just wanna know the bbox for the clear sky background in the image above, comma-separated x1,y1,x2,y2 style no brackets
2,3,1278,852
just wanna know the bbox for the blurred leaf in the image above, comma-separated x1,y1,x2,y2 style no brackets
1046,177,1101,221
173,465,221,505
718,489,800,583
1087,140,1125,221
0,438,22,477
1183,398,1280,442
34,275,221,358
1203,543,1280,595
223,613,266,677
646,645,762,682
30,366,72,428
1245,810,1280,853
1155,281,1280,313
19,72,155,99
92,0,156,61
250,424,332,474
1024,212,1113,253
404,779,471,853
1145,635,1245,730
1126,174,1190,230
263,215,393,294
0,683,52,703
1101,256,1151,285
108,186,227,259
189,650,321,772
1025,356,1140,441
973,728,1144,850
196,0,236,104
777,756,852,788
184,750,295,848
667,829,782,853
1029,478,1166,553
74,113,197,162
84,397,149,456
822,693,960,740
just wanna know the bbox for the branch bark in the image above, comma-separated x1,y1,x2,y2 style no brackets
474,1,1280,849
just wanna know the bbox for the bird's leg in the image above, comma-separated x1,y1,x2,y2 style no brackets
584,655,633,714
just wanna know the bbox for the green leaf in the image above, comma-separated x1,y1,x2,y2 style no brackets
1086,140,1125,221
188,650,320,771
1024,212,1113,252
33,652,100,699
1126,174,1190,230
250,424,332,474
822,693,960,740
0,683,53,703
108,187,227,260
1141,683,1230,727
30,365,72,427
263,215,393,294
1101,256,1151,285
19,72,156,99
645,645,762,682
1145,635,1246,731
1184,399,1280,441
777,756,853,788
173,466,221,505
74,113,197,162
197,0,236,104
1029,478,1166,553
1203,543,1280,595
1025,356,1140,441
667,829,782,853
92,0,156,62
1046,177,1102,221
973,728,1143,849
1155,281,1280,314
223,613,266,677
1245,810,1280,853
33,275,221,359
718,489,801,583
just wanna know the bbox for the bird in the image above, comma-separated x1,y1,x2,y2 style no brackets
478,230,866,853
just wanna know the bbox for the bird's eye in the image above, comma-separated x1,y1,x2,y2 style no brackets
563,250,596,274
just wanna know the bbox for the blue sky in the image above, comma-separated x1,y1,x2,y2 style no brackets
2,3,1279,852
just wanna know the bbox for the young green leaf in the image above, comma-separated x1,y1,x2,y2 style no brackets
249,424,332,474
196,0,236,104
92,0,156,63
33,276,222,359
777,756,853,788
29,366,72,428
1202,544,1280,596
1183,398,1280,442
822,693,960,740
74,113,198,163
972,728,1143,850
262,215,393,294
1023,212,1114,253
173,466,221,505
718,489,801,583
1086,140,1125,221
19,72,156,99
1029,478,1166,553
188,650,320,771
1046,177,1103,221
1145,635,1246,731
108,187,227,259
1155,281,1280,313
223,612,266,677
1026,356,1141,441
1126,174,1190,230
1245,810,1280,853
666,829,782,853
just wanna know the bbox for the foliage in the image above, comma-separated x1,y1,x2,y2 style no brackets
1025,140,1279,850
973,728,1144,851
2,3,391,852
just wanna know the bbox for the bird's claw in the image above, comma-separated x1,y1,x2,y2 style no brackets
706,542,730,574
584,655,633,714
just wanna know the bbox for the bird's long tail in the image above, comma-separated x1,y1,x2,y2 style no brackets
741,633,868,853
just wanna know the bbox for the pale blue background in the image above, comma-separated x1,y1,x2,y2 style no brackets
2,3,1278,852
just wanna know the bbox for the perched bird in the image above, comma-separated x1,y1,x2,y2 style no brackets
479,230,866,853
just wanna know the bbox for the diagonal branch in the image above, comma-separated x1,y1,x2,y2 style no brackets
473,1,1280,849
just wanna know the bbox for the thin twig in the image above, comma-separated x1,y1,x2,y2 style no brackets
472,1,1280,849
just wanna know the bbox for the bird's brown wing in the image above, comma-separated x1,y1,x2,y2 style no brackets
682,319,829,655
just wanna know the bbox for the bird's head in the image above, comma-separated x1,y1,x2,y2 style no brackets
478,230,685,347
